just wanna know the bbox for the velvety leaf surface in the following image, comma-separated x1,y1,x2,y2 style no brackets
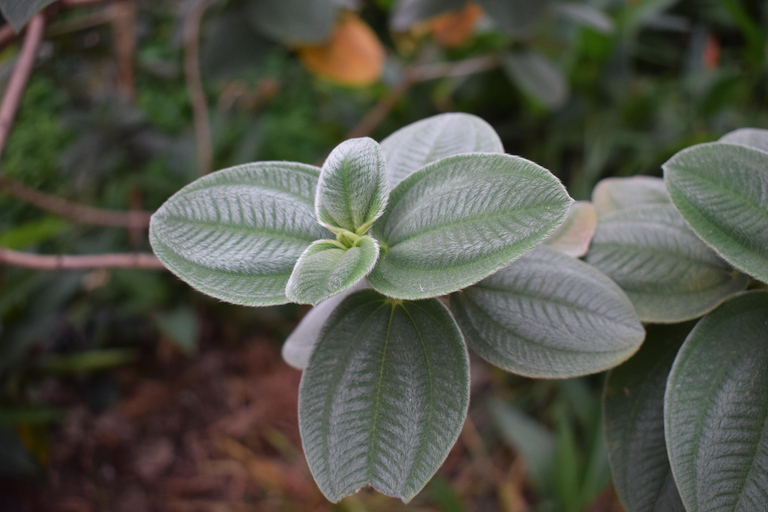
663,142,768,284
543,201,597,257
149,162,329,306
368,153,572,300
585,203,748,323
665,291,768,512
719,128,768,153
451,246,644,378
316,137,388,234
390,0,466,31
380,112,504,188
247,0,337,45
592,176,670,215
286,237,379,305
477,0,552,37
503,49,568,109
299,290,469,502
603,323,690,512
0,0,54,31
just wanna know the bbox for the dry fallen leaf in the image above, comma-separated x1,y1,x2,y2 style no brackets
298,14,385,87
430,3,483,47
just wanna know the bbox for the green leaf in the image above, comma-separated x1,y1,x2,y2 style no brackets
663,142,768,284
0,0,54,31
553,3,614,33
286,237,379,305
720,128,768,154
585,201,749,323
316,137,389,234
150,162,329,306
543,201,597,258
665,291,768,512
368,153,572,300
380,113,504,188
299,290,469,502
390,0,467,31
503,49,569,109
246,0,337,45
603,323,690,512
451,246,644,378
477,0,552,38
592,176,670,215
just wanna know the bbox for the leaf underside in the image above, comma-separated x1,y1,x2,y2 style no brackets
603,323,690,512
451,246,644,378
149,162,329,306
665,291,768,512
369,153,572,300
663,142,768,284
299,290,469,503
543,201,597,257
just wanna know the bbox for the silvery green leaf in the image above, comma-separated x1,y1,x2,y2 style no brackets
477,0,552,38
543,201,597,257
149,162,329,306
381,112,504,188
719,128,768,153
503,50,569,109
316,137,389,234
451,246,644,378
592,176,670,215
603,323,689,512
554,2,614,33
390,0,466,31
299,290,469,502
663,142,768,284
286,237,379,305
247,0,337,45
368,153,572,300
282,281,367,370
585,203,749,323
665,291,768,512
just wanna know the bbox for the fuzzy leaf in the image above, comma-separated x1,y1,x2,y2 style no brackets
503,49,569,109
368,153,572,300
719,128,768,153
665,291,768,512
592,176,670,215
380,112,504,188
586,188,749,322
286,237,379,305
316,137,389,234
663,142,768,284
149,162,329,306
603,323,689,512
543,201,597,257
299,290,469,502
451,246,644,378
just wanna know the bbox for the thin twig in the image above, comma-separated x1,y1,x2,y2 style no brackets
346,72,415,139
0,248,166,270
183,0,214,176
111,0,136,101
0,176,152,229
0,14,45,160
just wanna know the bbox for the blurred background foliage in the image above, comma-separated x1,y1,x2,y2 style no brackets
0,0,766,510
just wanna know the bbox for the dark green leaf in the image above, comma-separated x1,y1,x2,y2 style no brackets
665,291,768,512
286,237,379,305
603,323,690,512
380,113,504,188
369,153,572,300
390,0,466,31
202,7,276,80
452,246,644,378
299,290,469,502
247,0,337,45
0,0,53,31
150,162,329,306
477,0,552,38
503,50,569,109
663,142,768,284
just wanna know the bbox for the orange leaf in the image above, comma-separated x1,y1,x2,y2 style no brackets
298,14,385,87
430,4,483,48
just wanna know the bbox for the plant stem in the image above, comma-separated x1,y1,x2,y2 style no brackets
0,249,166,270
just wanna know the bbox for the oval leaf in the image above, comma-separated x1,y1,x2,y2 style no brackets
299,290,469,502
585,203,749,323
149,162,328,306
380,112,504,188
368,153,572,300
286,237,379,305
719,128,768,154
247,0,337,45
503,49,569,109
665,291,768,512
603,323,690,512
592,176,670,215
317,137,389,234
451,246,644,378
543,200,597,257
663,142,768,284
